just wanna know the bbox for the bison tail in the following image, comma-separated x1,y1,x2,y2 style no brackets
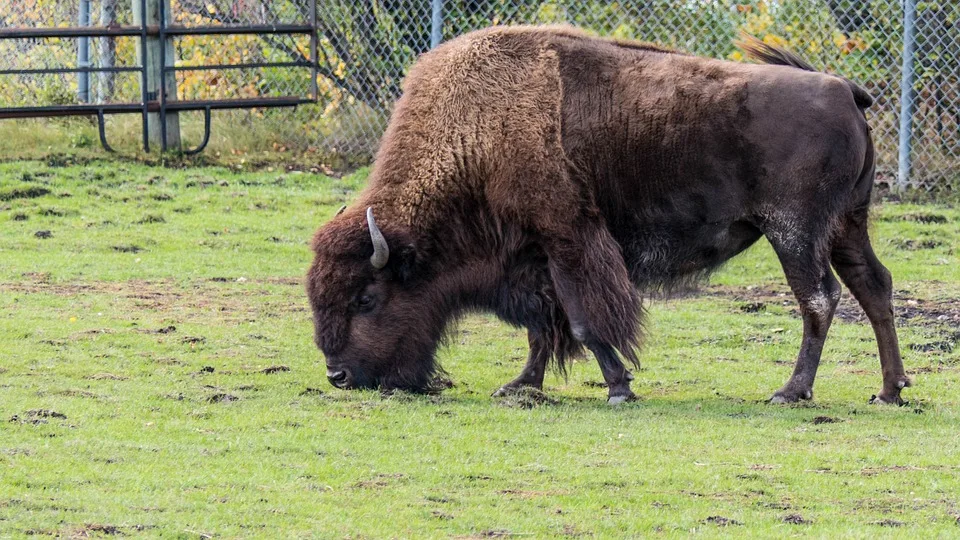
735,32,873,109
735,32,816,72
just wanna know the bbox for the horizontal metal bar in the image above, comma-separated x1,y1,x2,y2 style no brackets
0,25,153,39
0,102,146,119
0,23,311,41
163,24,314,36
0,96,314,119
164,96,312,111
0,66,141,75
165,61,311,72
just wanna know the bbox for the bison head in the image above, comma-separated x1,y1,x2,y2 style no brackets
306,207,446,393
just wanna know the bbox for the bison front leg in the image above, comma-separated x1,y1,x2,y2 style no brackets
489,161,641,403
493,330,549,396
583,339,637,404
545,225,642,404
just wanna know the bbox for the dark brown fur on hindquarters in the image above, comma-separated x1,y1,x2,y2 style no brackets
306,25,906,404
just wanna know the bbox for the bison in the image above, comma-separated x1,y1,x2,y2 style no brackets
306,26,910,405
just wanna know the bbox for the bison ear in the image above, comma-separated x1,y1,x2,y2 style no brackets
393,244,420,283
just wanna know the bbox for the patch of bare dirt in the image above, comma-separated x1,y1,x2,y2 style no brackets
499,489,570,498
782,513,811,525
9,409,67,425
860,465,932,476
704,515,742,526
811,416,841,425
889,238,944,250
881,212,950,224
559,524,592,537
258,365,290,375
0,276,307,325
22,528,57,536
39,389,100,399
72,523,123,536
353,473,407,489
0,185,51,201
470,530,518,538
910,335,957,353
86,373,127,381
739,301,766,313
701,284,960,329
135,214,165,225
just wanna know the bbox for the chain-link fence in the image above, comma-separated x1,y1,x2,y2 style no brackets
1,1,958,189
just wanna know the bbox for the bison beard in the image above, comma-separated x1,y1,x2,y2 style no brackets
306,26,910,405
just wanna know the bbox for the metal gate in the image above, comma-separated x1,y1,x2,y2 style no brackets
0,0,317,154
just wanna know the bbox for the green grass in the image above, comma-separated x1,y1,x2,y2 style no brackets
1,159,959,538
0,115,371,172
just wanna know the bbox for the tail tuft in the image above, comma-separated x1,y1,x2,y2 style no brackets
735,32,816,72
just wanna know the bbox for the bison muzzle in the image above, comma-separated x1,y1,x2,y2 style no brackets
306,26,910,405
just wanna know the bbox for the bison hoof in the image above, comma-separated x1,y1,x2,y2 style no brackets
607,392,636,405
868,377,911,406
769,388,813,404
869,393,905,406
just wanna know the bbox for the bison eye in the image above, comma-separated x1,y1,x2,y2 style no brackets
356,294,376,313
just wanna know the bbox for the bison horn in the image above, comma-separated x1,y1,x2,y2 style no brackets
366,207,389,269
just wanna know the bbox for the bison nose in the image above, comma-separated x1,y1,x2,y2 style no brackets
327,369,348,387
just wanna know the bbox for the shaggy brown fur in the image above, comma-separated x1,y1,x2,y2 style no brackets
307,25,909,405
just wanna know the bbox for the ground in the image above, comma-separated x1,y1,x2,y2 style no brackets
1,158,959,538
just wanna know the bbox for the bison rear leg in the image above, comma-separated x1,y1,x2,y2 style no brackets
492,330,550,396
830,211,910,404
766,223,842,404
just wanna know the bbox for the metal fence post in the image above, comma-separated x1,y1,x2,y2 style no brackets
430,0,444,49
897,0,917,191
133,0,180,151
309,0,318,101
77,0,91,103
156,0,181,151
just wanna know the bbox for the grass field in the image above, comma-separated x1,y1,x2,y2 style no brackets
1,157,959,538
